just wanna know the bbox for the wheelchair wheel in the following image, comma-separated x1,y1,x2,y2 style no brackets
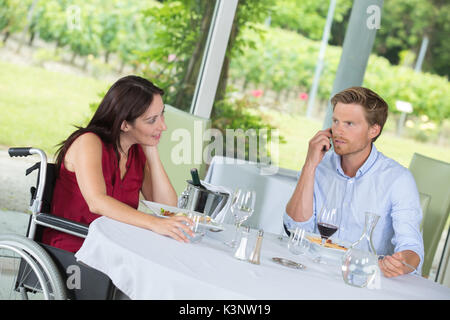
0,234,67,300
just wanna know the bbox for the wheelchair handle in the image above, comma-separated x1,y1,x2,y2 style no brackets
8,147,32,157
9,148,48,221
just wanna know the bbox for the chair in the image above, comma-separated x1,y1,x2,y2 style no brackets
419,192,431,231
204,155,298,235
157,105,211,195
436,225,450,287
408,153,450,277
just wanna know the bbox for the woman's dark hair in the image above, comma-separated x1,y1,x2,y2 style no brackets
55,75,164,170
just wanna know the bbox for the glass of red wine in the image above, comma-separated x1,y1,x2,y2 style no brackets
317,206,339,245
317,179,341,246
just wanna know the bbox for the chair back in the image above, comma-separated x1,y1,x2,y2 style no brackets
157,105,211,195
436,226,450,287
409,153,450,277
204,155,298,234
419,192,431,231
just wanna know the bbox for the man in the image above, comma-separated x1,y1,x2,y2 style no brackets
284,87,424,277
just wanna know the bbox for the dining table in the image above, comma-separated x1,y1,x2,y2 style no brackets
74,216,450,300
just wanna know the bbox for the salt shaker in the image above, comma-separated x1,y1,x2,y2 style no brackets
233,226,250,261
248,229,264,265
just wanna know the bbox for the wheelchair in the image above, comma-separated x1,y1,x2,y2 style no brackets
0,147,126,300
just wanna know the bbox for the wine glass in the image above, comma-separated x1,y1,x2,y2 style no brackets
287,227,310,255
317,203,340,245
224,189,256,248
317,179,341,246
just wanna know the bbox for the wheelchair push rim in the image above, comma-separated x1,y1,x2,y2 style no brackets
0,234,67,300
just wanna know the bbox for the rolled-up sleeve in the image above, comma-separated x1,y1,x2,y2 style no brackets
389,170,425,274
283,210,316,233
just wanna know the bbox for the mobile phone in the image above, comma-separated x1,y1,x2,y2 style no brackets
322,129,332,152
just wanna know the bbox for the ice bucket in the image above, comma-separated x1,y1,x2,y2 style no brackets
178,181,229,219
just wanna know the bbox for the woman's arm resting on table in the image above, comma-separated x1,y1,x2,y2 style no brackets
67,133,192,242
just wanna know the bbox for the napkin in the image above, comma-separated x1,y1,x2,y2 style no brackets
199,180,233,224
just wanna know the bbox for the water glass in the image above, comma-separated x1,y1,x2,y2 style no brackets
287,227,310,255
187,213,205,243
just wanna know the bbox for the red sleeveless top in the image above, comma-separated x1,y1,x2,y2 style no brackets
41,134,147,253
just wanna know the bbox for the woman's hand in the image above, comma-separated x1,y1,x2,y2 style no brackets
151,215,195,243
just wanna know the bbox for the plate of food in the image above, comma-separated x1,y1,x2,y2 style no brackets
305,234,351,260
140,200,224,231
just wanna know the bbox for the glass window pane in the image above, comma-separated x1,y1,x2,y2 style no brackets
213,0,449,169
0,0,216,156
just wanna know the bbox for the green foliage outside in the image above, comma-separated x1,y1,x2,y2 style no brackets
0,0,449,162
270,0,353,41
271,0,450,79
229,26,450,138
1,60,449,169
0,60,110,155
0,0,28,38
372,0,450,78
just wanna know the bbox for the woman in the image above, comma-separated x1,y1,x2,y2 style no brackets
42,75,194,253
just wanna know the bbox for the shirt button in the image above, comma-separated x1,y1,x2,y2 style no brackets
348,179,354,184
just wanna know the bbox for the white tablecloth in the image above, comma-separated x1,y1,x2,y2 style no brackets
75,216,450,300
204,156,298,235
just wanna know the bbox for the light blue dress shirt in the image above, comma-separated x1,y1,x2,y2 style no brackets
283,144,424,274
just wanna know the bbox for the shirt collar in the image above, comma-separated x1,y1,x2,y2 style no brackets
333,143,379,178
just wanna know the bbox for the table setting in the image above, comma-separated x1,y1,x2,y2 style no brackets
74,184,450,300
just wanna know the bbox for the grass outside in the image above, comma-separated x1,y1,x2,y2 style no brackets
0,59,449,170
0,60,110,156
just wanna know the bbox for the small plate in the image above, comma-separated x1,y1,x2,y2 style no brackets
272,257,306,270
140,200,224,231
306,234,351,260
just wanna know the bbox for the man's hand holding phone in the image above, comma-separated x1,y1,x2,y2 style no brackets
304,128,332,170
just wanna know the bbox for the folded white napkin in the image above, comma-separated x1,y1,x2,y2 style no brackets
199,180,233,223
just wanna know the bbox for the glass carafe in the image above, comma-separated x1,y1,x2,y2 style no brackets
341,212,380,288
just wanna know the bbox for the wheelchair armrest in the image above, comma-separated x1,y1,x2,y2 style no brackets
35,213,89,238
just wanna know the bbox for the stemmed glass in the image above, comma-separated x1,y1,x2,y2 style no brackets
317,204,340,245
317,180,341,245
309,204,341,264
224,189,256,248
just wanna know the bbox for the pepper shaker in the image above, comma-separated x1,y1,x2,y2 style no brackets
249,229,264,265
233,226,250,260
